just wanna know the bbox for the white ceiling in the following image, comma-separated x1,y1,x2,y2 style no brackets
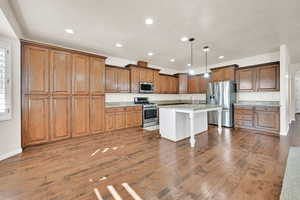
9,0,300,69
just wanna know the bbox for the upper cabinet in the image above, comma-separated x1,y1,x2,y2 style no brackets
177,74,188,94
50,50,72,95
236,62,280,92
23,45,50,95
105,65,130,93
72,54,90,95
211,65,237,82
159,74,178,94
90,57,105,95
188,74,208,94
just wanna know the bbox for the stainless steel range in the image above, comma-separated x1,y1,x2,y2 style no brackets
134,97,158,128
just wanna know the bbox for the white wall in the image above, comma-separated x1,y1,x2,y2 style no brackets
0,37,22,160
295,71,300,113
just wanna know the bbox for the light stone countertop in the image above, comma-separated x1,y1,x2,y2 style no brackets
159,104,222,112
105,102,141,108
105,100,206,108
234,101,280,107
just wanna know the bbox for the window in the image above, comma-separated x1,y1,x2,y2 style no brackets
0,43,11,121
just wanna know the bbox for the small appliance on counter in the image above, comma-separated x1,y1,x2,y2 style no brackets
206,81,236,127
139,82,154,93
134,97,158,128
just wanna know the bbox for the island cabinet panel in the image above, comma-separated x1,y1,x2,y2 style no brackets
72,54,90,95
50,96,71,141
256,64,280,91
90,95,105,134
234,105,280,135
117,69,130,93
72,96,90,137
236,68,256,92
90,57,105,95
22,95,50,146
50,50,72,95
23,45,49,95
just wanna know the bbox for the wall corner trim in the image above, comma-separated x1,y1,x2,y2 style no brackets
0,148,22,161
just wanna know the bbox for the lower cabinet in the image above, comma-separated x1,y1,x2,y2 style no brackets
234,105,280,135
105,106,142,131
22,95,50,146
72,96,90,137
90,95,105,134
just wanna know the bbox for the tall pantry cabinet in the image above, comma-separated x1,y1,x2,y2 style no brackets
21,41,106,147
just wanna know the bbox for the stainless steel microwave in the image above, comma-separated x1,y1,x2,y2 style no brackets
139,82,154,93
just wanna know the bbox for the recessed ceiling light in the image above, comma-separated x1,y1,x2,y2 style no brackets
145,18,153,25
115,43,123,48
65,29,74,34
170,58,175,62
187,63,191,67
218,56,225,59
189,69,195,75
147,52,154,56
181,37,188,42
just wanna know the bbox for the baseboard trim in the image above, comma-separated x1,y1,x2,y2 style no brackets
0,148,22,161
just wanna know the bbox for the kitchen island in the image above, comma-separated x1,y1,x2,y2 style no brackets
159,104,222,147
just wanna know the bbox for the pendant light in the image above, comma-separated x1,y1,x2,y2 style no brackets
203,46,210,78
188,38,195,75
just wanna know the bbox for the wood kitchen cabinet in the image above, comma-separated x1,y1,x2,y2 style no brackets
90,95,105,134
23,45,50,95
154,71,160,93
105,66,130,93
234,105,280,135
22,95,50,146
211,65,237,82
90,57,105,95
50,96,71,141
188,75,208,94
159,74,178,94
72,96,90,137
50,50,72,95
72,54,90,95
236,62,280,92
177,74,188,94
125,107,142,128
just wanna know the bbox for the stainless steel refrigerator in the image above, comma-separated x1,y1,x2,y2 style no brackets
206,81,236,127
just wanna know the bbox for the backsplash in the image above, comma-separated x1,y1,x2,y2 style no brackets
105,93,206,102
237,92,280,102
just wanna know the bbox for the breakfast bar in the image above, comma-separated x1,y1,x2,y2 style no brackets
159,104,222,147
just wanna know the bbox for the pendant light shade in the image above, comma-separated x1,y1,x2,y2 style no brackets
203,46,210,78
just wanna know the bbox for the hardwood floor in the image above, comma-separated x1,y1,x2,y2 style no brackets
1,116,300,200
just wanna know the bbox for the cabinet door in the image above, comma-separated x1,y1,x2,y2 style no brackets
105,67,118,92
223,67,236,81
154,71,160,93
50,50,72,95
237,68,256,92
50,96,71,141
72,96,90,137
72,54,90,95
23,95,50,146
105,113,115,131
178,74,188,94
126,112,134,128
90,57,105,95
189,76,200,93
23,45,49,95
199,76,208,93
139,69,147,82
117,69,130,92
90,95,105,134
130,68,140,93
211,69,224,82
256,65,279,91
133,111,142,127
254,111,280,132
146,70,154,83
115,112,126,129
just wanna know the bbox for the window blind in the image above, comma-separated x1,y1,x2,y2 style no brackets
0,47,9,116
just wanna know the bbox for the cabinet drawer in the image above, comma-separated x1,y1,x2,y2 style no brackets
235,109,253,115
235,120,253,128
255,106,279,112
105,107,126,113
235,114,253,121
125,106,142,111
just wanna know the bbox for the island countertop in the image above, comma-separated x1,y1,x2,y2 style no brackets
159,104,222,112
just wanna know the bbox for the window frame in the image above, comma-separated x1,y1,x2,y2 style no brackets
0,40,12,121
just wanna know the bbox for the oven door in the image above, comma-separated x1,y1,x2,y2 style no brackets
143,108,158,123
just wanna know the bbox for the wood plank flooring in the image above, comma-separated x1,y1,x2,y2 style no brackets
1,116,300,200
